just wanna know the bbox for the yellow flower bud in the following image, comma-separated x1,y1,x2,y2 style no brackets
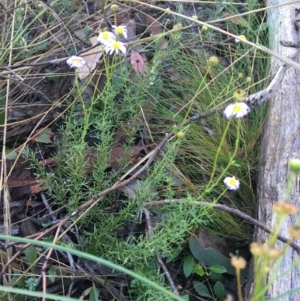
208,56,219,66
273,200,298,215
233,89,247,101
250,242,264,257
288,225,300,239
202,25,208,31
110,4,119,12
165,8,172,15
173,23,182,31
263,245,282,260
231,256,247,270
177,131,185,139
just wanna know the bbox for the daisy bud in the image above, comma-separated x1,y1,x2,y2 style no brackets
110,4,120,12
173,23,183,31
263,245,282,260
233,89,247,101
288,225,300,239
231,256,247,270
165,8,172,14
289,158,300,173
273,200,298,215
208,56,219,66
250,242,264,257
177,131,185,139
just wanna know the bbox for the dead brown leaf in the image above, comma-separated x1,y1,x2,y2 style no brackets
85,144,155,173
77,36,103,80
6,178,45,188
145,15,167,48
224,13,249,28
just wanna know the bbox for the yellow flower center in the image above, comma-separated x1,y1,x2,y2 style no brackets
101,32,111,40
228,178,238,186
233,104,243,113
116,27,124,35
73,59,81,66
112,41,121,49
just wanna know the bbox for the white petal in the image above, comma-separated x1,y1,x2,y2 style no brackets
120,45,127,55
224,104,235,119
234,103,250,118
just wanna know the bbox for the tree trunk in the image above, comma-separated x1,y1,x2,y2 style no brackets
248,1,300,300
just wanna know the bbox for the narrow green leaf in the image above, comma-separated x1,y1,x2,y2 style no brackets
193,281,212,298
11,271,25,288
209,265,227,274
166,247,182,263
183,255,195,278
5,149,18,160
32,128,53,144
24,245,37,273
193,265,205,277
48,267,57,283
90,284,100,301
213,281,226,300
0,98,6,125
209,271,223,283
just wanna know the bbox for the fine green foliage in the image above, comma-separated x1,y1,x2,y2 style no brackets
0,0,283,300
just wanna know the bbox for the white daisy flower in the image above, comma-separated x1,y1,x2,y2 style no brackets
97,31,116,45
235,35,247,43
66,56,86,69
224,102,250,119
112,25,127,39
224,176,240,191
104,41,127,55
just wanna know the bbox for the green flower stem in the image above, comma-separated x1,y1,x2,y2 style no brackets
206,119,232,189
285,171,296,200
268,213,286,247
252,256,270,301
236,269,244,301
74,74,90,146
178,67,211,128
204,119,242,196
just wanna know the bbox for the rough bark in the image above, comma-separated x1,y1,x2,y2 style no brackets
248,1,300,300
